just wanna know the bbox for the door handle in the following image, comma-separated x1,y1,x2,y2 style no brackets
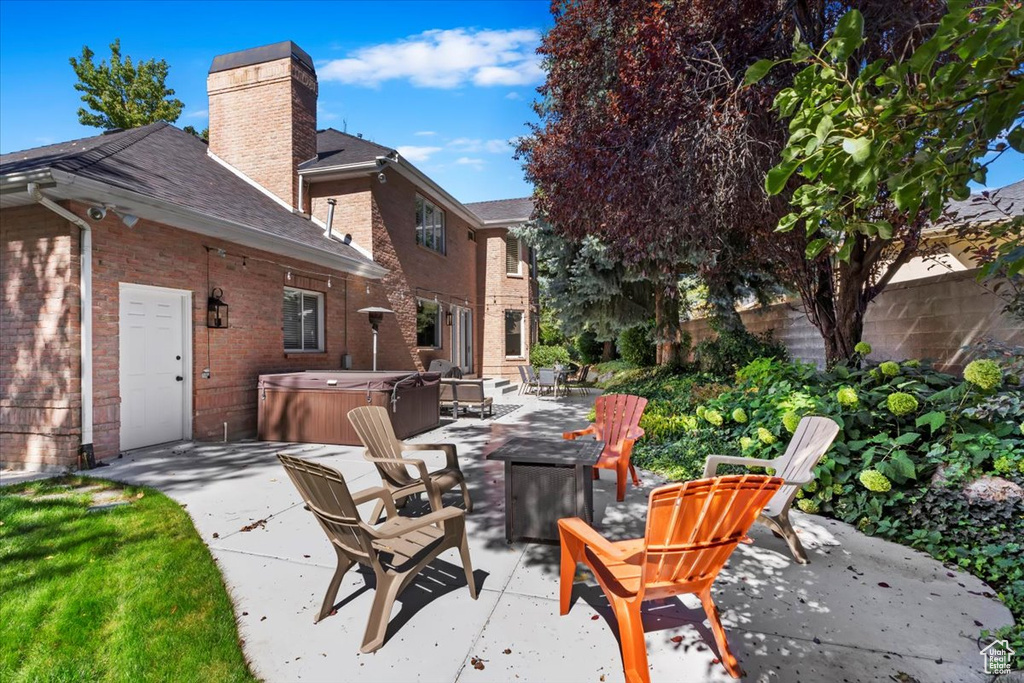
176,376,184,382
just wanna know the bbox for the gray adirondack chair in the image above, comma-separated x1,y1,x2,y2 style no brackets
702,415,840,564
348,405,472,519
277,453,476,653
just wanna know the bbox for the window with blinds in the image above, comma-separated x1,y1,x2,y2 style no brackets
505,234,521,275
283,287,324,352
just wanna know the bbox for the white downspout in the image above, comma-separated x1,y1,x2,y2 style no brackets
27,183,94,465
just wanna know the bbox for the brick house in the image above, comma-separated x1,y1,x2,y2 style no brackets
0,41,537,471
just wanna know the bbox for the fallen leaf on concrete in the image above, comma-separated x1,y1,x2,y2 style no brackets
260,616,267,622
878,582,890,588
503,649,512,655
212,533,219,539
242,612,248,616
240,519,268,532
470,656,486,670
670,636,683,644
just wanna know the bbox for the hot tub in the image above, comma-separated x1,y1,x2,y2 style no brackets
257,371,441,445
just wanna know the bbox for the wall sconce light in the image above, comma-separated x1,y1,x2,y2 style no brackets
207,288,229,328
445,310,453,326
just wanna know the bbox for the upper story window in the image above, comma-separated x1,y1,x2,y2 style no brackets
283,287,324,352
416,299,442,348
416,195,446,255
505,234,522,276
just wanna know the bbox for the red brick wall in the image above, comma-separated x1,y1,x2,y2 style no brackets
1,205,82,470
309,172,481,374
2,201,381,468
478,227,537,382
208,56,317,208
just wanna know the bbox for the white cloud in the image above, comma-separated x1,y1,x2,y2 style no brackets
397,145,442,163
414,131,437,137
319,28,543,89
455,157,486,170
184,108,208,119
505,91,522,100
449,137,512,154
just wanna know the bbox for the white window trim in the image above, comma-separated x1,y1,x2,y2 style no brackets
415,194,447,255
284,286,325,353
415,298,443,349
506,234,523,277
504,309,525,359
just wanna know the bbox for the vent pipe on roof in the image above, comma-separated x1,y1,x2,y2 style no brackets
325,198,336,239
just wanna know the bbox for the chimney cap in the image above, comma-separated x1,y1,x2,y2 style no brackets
209,41,314,75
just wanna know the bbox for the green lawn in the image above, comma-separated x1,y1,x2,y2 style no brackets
0,476,257,683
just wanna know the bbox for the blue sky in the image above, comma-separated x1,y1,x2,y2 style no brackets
1,1,1020,204
0,1,553,203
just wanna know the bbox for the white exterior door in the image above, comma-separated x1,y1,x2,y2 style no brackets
119,284,191,451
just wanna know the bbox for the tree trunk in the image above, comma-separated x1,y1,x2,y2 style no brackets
601,340,615,362
654,280,684,366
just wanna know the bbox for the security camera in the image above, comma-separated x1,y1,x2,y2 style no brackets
377,172,387,184
87,206,107,221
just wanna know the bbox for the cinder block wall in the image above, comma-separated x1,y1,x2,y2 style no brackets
0,205,82,470
682,271,1023,371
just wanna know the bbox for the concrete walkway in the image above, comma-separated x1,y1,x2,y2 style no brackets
89,392,1010,683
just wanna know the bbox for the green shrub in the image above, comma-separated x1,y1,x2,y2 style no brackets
693,327,787,379
575,330,604,364
617,323,656,367
964,359,1003,390
529,344,571,368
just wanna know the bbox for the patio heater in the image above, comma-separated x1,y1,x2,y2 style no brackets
357,307,394,371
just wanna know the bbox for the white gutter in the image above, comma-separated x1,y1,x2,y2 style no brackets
26,183,94,463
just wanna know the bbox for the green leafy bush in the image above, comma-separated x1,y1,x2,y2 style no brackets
529,344,571,368
693,326,787,378
575,330,604,364
617,323,656,367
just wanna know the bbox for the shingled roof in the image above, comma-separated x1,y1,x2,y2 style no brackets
299,129,396,171
464,197,534,224
942,179,1024,225
0,122,379,272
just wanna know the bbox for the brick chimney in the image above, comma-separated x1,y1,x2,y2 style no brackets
207,41,317,208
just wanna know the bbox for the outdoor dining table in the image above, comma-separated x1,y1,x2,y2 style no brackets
484,436,604,543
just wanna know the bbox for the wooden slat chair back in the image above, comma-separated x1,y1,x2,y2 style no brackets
348,405,472,515
559,475,783,682
564,394,649,501
702,416,840,564
277,453,477,653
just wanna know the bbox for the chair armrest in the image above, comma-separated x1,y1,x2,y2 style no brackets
364,455,432,483
702,454,780,479
563,425,597,441
351,486,398,519
373,507,465,539
558,517,632,562
625,427,645,441
404,443,460,470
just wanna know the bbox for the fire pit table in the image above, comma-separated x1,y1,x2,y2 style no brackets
485,436,604,543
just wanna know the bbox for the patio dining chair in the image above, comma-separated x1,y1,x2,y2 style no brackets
277,453,477,653
517,364,537,395
348,406,472,520
559,475,783,681
702,415,840,564
537,368,559,396
564,394,648,501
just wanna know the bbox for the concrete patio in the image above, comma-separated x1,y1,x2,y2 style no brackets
86,392,1010,683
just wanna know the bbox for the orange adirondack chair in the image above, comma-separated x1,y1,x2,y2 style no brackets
559,475,784,681
564,394,648,501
